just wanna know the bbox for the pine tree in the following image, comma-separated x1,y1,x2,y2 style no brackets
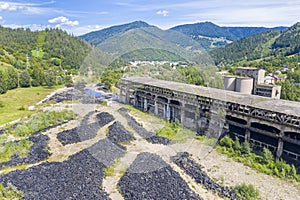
6,66,18,90
19,70,31,87
45,69,56,87
0,70,8,94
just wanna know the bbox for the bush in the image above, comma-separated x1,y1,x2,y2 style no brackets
0,183,24,199
241,141,251,156
234,183,259,200
219,135,234,148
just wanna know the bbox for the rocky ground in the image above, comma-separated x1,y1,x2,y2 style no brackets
0,88,299,199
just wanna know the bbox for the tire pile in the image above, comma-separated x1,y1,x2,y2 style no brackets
118,152,201,200
107,121,136,149
0,150,111,200
42,88,102,104
0,134,50,169
118,107,171,145
172,152,241,200
57,112,115,145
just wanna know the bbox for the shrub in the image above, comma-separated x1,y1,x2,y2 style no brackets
219,135,234,148
0,183,24,199
234,183,259,200
241,141,251,156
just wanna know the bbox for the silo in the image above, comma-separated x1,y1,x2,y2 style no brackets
224,76,236,91
235,77,253,94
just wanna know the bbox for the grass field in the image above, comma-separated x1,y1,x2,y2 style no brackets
0,86,62,125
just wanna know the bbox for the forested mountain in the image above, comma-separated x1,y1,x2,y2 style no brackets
209,22,300,66
80,21,153,46
171,22,287,49
0,26,92,94
0,27,91,69
272,22,300,56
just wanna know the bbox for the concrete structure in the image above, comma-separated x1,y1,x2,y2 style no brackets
224,76,236,91
235,77,253,94
119,77,300,164
224,67,281,99
256,84,281,99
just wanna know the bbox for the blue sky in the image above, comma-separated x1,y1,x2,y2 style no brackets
0,0,300,35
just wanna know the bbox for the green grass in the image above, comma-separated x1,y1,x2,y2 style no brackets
0,85,63,125
104,159,121,177
156,122,196,143
0,182,24,199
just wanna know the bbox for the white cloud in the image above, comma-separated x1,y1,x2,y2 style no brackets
0,1,56,14
48,16,79,27
156,10,169,17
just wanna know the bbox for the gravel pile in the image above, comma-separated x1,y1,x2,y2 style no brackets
42,88,102,104
118,107,171,145
118,152,201,200
0,150,111,200
57,112,115,145
172,152,241,200
107,121,135,145
0,134,50,168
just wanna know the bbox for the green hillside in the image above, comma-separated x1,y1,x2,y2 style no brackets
209,23,300,66
0,27,92,94
171,22,287,50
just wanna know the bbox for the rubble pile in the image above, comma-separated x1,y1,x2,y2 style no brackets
172,152,241,200
118,152,201,200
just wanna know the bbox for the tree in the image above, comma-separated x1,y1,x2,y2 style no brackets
6,67,18,90
0,70,8,94
31,66,44,86
19,70,31,87
45,69,56,87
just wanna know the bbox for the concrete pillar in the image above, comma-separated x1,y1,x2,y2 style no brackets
181,103,185,124
154,97,158,116
276,138,284,158
134,94,138,107
276,130,284,158
166,99,170,121
144,98,148,112
245,119,251,141
195,106,200,131
125,89,130,104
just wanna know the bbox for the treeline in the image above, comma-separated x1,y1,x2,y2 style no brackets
0,65,72,94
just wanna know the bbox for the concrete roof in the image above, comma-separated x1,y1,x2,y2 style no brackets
121,76,300,117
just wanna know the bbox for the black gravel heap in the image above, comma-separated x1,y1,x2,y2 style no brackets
87,138,126,167
42,88,102,104
0,150,111,200
57,112,115,146
107,121,135,145
172,152,241,200
0,134,51,169
118,152,201,200
118,107,171,145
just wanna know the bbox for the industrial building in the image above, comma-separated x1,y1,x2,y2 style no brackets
224,67,281,99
